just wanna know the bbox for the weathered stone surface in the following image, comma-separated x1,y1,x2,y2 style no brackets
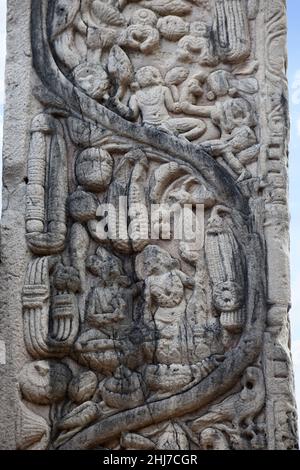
0,0,298,450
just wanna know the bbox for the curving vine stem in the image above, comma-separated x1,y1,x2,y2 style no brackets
31,0,247,214
59,231,267,449
29,0,267,450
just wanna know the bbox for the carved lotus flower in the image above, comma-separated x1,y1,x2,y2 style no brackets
131,8,157,26
213,281,244,312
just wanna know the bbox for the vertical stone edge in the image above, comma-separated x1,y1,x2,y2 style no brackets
260,0,298,449
0,0,34,449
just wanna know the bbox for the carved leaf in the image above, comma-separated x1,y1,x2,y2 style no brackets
51,0,81,39
107,46,133,86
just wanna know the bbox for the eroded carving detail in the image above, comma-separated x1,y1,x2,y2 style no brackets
14,0,297,451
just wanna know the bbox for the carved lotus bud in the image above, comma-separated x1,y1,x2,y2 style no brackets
131,8,157,26
68,371,98,404
157,16,189,41
68,189,98,222
19,361,72,405
16,402,50,450
76,148,113,192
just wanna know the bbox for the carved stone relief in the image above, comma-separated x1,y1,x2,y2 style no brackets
0,0,297,450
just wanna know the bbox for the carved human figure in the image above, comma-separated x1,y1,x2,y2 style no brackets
85,247,131,329
177,21,217,65
135,245,194,366
118,8,160,54
50,0,124,69
128,66,206,141
181,93,258,180
74,248,135,375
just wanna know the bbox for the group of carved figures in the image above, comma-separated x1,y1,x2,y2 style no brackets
16,0,279,451
49,0,260,181
21,132,266,448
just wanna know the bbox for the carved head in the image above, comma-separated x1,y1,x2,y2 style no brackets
165,67,189,86
87,247,127,284
186,78,204,96
76,148,113,192
135,245,179,279
190,21,208,37
136,66,164,88
226,97,255,127
73,64,110,101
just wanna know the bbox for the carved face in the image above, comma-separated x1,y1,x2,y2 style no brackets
187,78,204,96
87,248,124,283
149,273,184,307
135,245,179,279
136,66,163,88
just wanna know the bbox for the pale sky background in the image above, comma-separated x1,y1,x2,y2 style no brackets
0,0,299,422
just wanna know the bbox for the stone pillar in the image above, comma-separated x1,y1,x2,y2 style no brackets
0,0,298,450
